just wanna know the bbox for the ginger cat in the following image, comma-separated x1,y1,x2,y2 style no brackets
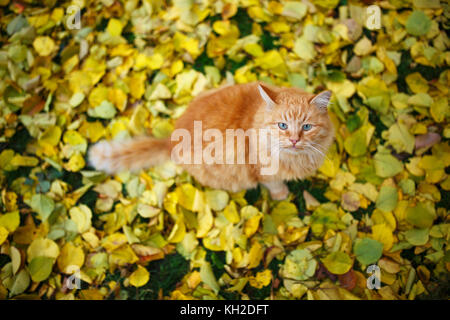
89,82,334,200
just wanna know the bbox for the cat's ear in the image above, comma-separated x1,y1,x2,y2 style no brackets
258,83,276,110
310,91,332,111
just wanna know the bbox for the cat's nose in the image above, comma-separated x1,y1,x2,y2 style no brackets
290,139,298,146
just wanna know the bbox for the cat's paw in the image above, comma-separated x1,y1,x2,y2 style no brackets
269,184,289,200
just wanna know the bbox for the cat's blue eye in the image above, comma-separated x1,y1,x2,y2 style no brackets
278,123,288,130
302,124,312,131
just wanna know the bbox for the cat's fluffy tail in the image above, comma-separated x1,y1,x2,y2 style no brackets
88,136,171,174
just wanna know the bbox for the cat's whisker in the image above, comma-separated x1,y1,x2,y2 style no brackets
306,143,324,156
305,142,331,162
307,140,328,152
307,141,335,170
308,141,332,157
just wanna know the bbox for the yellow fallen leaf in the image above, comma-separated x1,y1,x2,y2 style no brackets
354,37,373,56
101,233,128,252
196,204,213,238
0,211,20,233
249,270,272,289
109,245,139,266
65,153,85,172
106,18,123,36
167,219,186,243
244,214,262,238
371,224,394,251
79,121,105,143
176,184,204,212
0,226,8,245
406,72,429,93
223,201,240,224
10,155,39,167
371,209,397,231
129,265,150,287
69,205,92,234
248,241,264,269
27,238,60,263
57,242,85,274
33,36,56,56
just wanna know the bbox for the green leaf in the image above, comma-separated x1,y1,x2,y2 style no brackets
406,203,436,229
282,2,307,20
344,127,367,157
280,249,317,280
271,201,298,227
151,119,174,139
10,246,21,275
69,92,85,107
429,224,449,238
346,114,361,132
200,261,219,294
385,122,415,154
205,190,229,211
408,93,433,107
399,179,415,196
321,251,353,275
405,228,429,246
28,194,55,222
288,73,306,89
28,257,54,282
405,11,431,36
293,37,316,62
7,14,29,36
376,186,398,212
9,269,31,297
354,238,384,265
87,100,117,119
374,152,403,178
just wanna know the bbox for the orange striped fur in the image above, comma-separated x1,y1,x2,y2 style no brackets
89,82,334,200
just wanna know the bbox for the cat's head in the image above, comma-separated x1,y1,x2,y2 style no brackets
258,83,334,157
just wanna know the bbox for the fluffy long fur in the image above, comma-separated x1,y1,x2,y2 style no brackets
89,136,171,174
89,82,334,200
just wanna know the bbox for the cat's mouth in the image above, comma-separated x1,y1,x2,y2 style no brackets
281,144,304,150
280,145,306,154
